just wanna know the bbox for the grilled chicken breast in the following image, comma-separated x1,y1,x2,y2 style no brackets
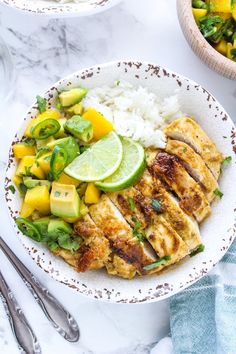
165,140,219,202
89,195,157,275
136,171,202,251
164,117,223,179
147,151,211,222
106,254,136,279
109,187,189,273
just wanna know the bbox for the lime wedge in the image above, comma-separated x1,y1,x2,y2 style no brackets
64,132,123,182
96,137,145,192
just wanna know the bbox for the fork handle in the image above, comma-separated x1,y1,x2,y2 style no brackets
0,271,41,354
0,237,79,342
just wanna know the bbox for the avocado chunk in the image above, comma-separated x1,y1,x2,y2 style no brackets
23,177,51,190
50,182,81,218
47,219,81,252
59,88,87,108
64,115,93,143
55,118,67,138
47,137,79,164
48,219,72,239
33,217,50,240
66,103,83,116
36,136,55,150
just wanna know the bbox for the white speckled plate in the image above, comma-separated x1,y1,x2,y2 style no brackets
1,0,122,16
5,61,236,303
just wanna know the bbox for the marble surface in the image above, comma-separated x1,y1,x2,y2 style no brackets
0,0,235,353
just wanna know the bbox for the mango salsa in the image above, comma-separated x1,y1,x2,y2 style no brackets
37,152,52,174
25,185,50,215
192,8,208,23
83,108,113,140
209,0,231,13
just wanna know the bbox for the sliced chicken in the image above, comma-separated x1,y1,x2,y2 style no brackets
74,214,111,272
53,248,81,269
106,254,136,279
164,117,223,179
89,195,157,275
147,151,211,222
165,140,219,202
136,170,202,251
108,187,189,273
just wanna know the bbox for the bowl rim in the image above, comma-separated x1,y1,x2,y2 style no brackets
0,0,122,16
177,0,236,79
4,60,236,304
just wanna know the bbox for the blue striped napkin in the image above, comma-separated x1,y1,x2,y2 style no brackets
169,239,236,354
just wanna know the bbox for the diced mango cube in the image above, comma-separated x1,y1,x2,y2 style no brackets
25,185,50,215
24,110,60,137
13,143,36,159
83,108,113,140
214,39,227,55
12,175,23,189
209,0,231,13
20,201,35,218
30,162,45,180
15,156,35,176
84,183,101,204
192,8,208,23
58,172,80,187
37,152,52,174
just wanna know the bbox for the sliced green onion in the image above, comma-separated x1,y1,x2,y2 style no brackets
31,119,60,140
143,256,171,271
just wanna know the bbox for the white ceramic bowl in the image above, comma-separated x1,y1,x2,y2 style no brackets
5,61,236,303
0,0,122,16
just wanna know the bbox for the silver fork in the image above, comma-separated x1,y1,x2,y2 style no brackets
0,271,41,353
0,236,80,343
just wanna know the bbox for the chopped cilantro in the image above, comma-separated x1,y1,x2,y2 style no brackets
214,188,223,199
143,256,171,271
8,185,16,194
183,147,187,153
221,156,232,168
151,199,162,213
128,197,136,211
54,191,61,197
190,244,205,257
36,95,47,113
131,216,145,242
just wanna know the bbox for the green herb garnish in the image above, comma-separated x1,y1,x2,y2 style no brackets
221,156,232,170
54,191,61,197
128,197,136,211
131,216,145,242
213,188,223,199
143,256,171,271
190,244,205,257
151,199,162,213
199,16,223,39
8,185,16,194
36,95,47,113
192,0,207,9
21,138,36,146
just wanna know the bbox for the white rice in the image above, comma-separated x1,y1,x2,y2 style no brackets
83,81,182,149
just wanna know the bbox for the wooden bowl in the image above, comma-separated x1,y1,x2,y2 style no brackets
177,0,236,80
